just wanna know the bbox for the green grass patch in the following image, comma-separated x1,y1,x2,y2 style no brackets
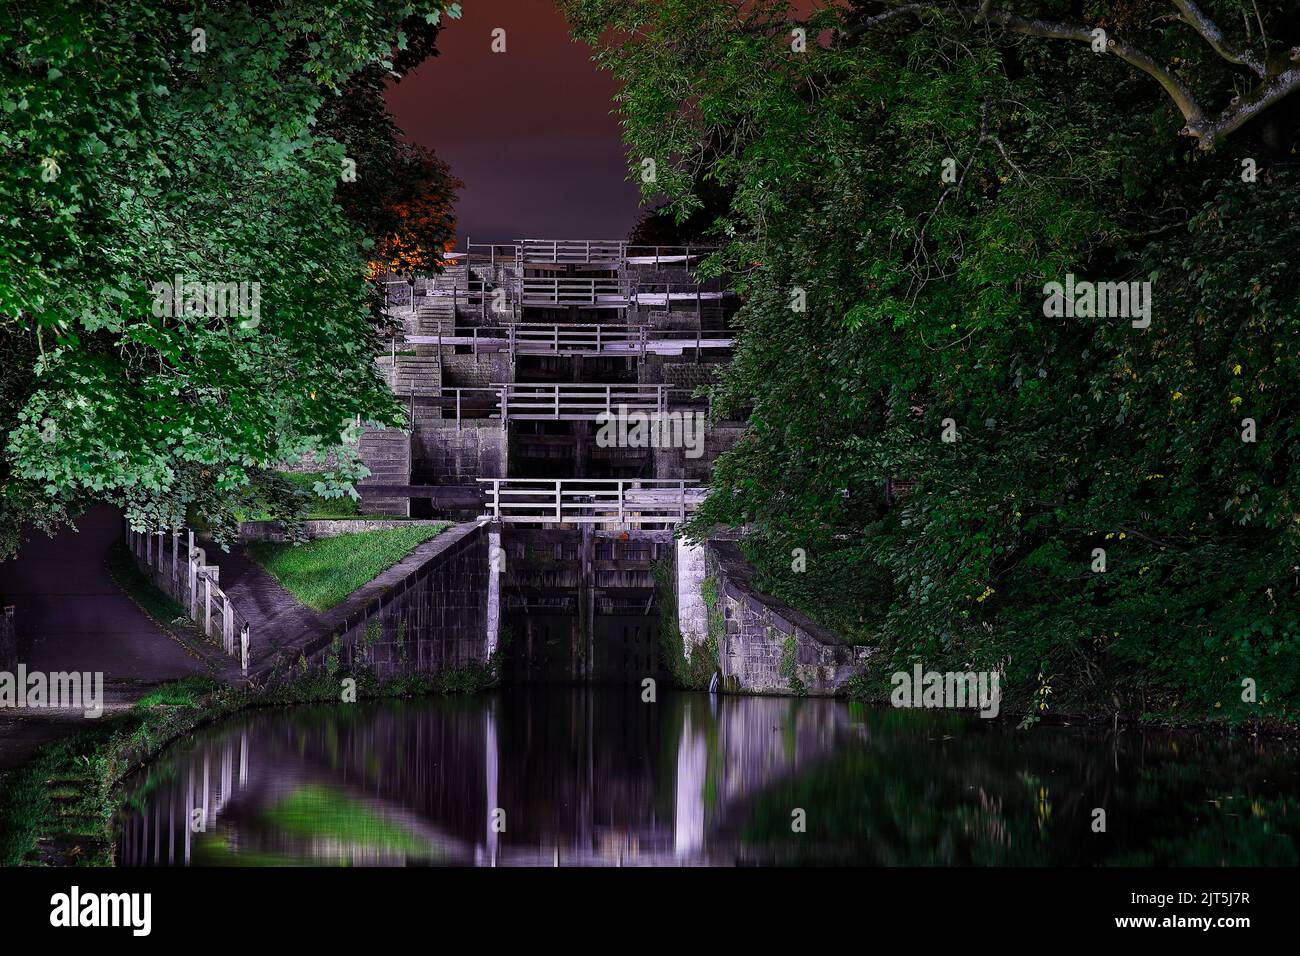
132,676,216,710
247,526,447,611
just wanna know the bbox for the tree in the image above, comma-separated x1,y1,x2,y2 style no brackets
566,0,1300,722
316,56,462,278
0,0,463,555
846,1,1300,151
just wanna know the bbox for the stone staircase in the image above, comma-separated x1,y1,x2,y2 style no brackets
357,427,412,516
382,353,442,397
412,299,455,339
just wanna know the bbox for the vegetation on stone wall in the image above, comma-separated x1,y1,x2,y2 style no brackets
653,556,717,689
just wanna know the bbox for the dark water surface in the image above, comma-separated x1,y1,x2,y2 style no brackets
115,688,1300,866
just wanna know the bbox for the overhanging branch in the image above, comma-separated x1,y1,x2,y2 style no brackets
843,2,1300,150
1171,0,1266,77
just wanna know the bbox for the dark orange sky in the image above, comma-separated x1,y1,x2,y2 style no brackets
385,0,834,245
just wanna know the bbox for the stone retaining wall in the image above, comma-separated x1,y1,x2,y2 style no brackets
257,521,491,684
705,540,871,695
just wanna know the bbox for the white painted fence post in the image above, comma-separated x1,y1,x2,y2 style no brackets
240,625,249,677
222,599,233,655
204,574,213,638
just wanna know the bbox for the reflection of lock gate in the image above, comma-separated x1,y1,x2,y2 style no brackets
478,479,705,528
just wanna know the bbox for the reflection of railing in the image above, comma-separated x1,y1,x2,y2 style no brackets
124,522,248,674
478,479,705,527
119,732,252,866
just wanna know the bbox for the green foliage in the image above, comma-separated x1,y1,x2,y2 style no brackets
235,472,361,522
132,676,219,710
247,525,447,611
568,0,1300,723
0,0,461,555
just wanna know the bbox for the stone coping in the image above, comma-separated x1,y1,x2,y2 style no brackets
238,518,444,543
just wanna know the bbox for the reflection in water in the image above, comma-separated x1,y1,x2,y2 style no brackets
115,689,1300,866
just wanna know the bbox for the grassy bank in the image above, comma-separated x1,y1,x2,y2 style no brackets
247,525,448,611
0,662,497,867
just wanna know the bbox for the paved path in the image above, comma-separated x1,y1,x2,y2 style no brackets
0,504,211,770
204,540,324,668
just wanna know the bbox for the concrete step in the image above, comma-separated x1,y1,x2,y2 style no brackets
357,427,411,486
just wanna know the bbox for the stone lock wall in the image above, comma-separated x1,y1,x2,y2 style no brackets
440,353,511,389
705,540,870,695
654,424,745,482
293,522,493,682
417,420,507,482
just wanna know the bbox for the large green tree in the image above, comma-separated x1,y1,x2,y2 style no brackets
0,0,461,554
567,0,1300,722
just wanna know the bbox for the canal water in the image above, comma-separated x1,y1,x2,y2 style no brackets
114,688,1300,866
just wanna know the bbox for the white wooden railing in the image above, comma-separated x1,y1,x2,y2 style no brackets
478,479,705,527
520,276,629,307
124,522,249,675
497,383,671,420
401,322,733,357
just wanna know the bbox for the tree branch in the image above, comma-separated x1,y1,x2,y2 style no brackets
843,3,1300,150
845,4,1205,135
1170,0,1266,77
1198,65,1300,145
